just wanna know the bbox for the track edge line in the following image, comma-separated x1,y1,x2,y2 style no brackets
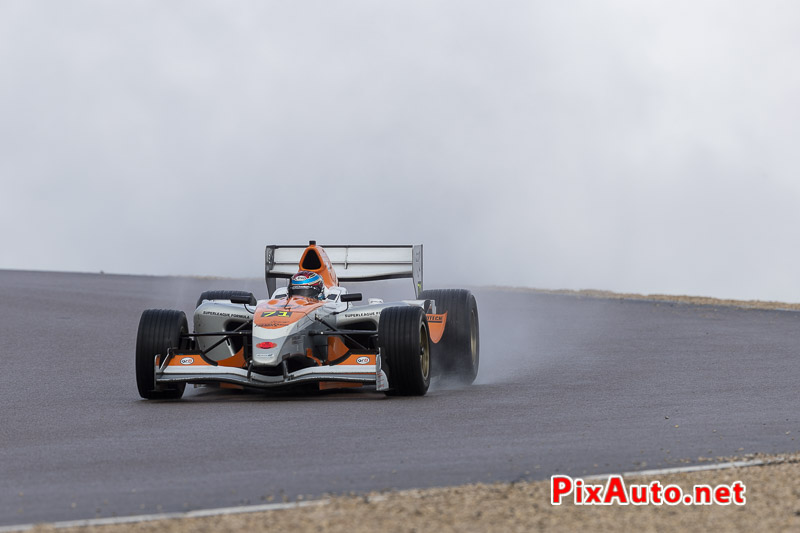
584,457,785,481
0,499,330,533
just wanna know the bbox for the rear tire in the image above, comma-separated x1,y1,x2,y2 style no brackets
135,309,188,400
418,289,479,385
195,290,256,309
378,306,431,396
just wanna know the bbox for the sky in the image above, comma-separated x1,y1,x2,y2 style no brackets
1,1,799,301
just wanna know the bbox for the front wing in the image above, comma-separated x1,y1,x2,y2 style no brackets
154,350,390,391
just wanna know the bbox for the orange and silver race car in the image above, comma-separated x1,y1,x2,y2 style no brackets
135,242,479,399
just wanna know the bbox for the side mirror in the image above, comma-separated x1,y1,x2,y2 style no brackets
230,294,257,306
340,293,363,303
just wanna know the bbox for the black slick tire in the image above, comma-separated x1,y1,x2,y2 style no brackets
378,306,431,396
135,309,188,400
195,290,256,309
418,289,480,385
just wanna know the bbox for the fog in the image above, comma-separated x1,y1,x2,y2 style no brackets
2,1,799,301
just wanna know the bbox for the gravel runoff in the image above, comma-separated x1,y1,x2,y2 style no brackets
484,287,800,311
22,452,800,533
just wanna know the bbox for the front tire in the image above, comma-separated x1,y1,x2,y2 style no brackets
135,309,188,400
378,306,431,396
418,289,479,385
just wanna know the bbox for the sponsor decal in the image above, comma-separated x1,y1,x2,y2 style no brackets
180,357,194,365
257,321,288,328
202,311,251,319
343,311,378,319
427,314,445,323
356,356,370,365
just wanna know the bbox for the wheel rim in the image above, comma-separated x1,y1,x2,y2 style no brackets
470,308,477,366
420,324,430,380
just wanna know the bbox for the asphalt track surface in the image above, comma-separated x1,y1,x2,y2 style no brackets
1,270,798,526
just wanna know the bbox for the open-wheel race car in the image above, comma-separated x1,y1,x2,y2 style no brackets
135,242,479,399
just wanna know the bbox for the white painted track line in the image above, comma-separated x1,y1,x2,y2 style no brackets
0,499,329,533
584,457,784,480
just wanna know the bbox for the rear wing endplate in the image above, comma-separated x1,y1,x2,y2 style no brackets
265,245,423,298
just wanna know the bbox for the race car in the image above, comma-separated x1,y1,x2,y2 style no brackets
135,242,479,399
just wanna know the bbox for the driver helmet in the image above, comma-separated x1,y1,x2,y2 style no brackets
289,271,325,299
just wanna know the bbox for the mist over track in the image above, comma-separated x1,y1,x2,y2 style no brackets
1,270,797,526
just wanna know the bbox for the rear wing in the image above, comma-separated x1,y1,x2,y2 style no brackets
265,244,423,298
